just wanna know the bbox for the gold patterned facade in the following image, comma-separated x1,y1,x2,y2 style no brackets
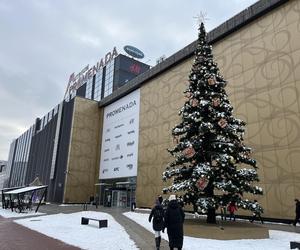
136,0,300,219
64,97,102,203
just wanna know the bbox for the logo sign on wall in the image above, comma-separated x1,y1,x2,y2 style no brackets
99,89,140,179
124,45,144,59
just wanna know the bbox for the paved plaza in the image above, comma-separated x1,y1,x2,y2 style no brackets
0,204,299,249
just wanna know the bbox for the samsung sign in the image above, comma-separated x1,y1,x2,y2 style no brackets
124,45,144,59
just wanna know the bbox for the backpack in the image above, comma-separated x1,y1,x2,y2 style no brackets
153,208,164,223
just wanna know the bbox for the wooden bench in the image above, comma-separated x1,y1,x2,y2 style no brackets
290,241,300,249
81,217,108,228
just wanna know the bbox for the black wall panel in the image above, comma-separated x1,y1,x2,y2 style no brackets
26,99,74,203
48,99,74,203
26,116,58,187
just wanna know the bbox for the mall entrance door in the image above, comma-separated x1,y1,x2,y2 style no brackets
112,190,127,207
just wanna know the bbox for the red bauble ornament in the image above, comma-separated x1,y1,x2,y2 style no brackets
197,177,209,191
183,146,195,158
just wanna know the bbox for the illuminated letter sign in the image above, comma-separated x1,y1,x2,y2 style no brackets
67,47,118,95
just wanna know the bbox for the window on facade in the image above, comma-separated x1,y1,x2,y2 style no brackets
85,78,93,99
104,60,114,98
94,69,103,101
71,90,76,99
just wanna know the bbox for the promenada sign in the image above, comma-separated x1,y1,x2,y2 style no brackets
99,89,140,179
106,100,137,118
65,47,118,97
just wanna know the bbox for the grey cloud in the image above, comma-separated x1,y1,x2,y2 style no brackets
0,0,257,159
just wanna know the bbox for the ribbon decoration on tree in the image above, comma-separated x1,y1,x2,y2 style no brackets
191,98,199,107
218,118,228,128
212,97,220,107
207,76,216,86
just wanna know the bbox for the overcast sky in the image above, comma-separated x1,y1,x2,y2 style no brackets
0,0,257,160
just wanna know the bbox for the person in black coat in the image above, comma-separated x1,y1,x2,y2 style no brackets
164,194,185,250
293,199,300,226
149,199,165,250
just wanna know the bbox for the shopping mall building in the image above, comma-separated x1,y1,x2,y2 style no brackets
4,0,300,221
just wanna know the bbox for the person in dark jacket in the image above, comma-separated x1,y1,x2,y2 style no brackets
164,194,185,250
149,199,165,250
293,199,300,226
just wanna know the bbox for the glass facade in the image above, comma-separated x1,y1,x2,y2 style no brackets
94,69,103,101
63,55,149,103
103,60,114,98
64,58,115,102
70,90,76,100
85,77,93,100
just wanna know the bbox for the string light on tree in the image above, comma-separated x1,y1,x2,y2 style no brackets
162,21,263,224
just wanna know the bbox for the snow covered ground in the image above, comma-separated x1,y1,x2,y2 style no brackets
14,211,137,250
1,207,299,250
124,211,300,250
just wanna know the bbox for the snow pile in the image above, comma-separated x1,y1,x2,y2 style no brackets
15,211,137,250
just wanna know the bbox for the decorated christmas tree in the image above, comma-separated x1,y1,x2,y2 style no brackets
162,22,263,223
